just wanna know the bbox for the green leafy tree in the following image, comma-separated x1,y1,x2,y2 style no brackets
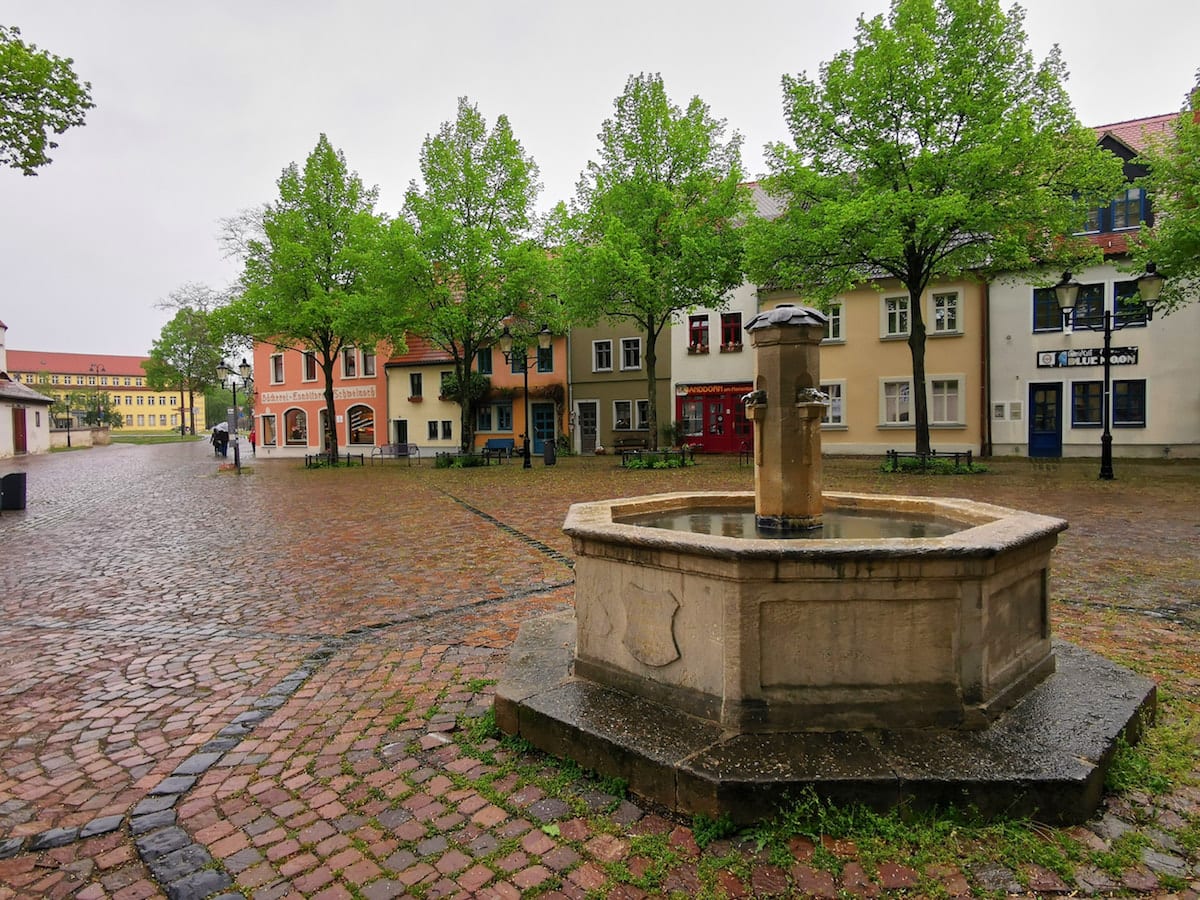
402,97,556,452
144,307,223,434
216,134,409,451
743,0,1125,455
0,24,93,175
558,73,747,449
1133,75,1200,312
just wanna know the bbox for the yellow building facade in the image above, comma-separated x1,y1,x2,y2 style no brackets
762,277,985,455
5,350,205,434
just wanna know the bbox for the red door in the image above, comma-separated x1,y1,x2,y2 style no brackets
12,408,27,454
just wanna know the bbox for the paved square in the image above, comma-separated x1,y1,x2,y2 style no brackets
0,444,1196,897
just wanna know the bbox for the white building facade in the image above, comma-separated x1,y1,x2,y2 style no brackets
989,261,1200,459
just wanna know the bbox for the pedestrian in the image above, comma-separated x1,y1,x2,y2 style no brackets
215,428,229,458
211,426,220,457
248,427,257,456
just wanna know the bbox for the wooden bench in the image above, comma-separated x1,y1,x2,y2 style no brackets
885,449,973,472
370,443,421,465
482,437,516,463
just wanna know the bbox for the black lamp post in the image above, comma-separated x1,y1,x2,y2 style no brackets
217,358,253,472
216,358,253,434
88,363,106,425
498,324,553,469
1055,264,1164,480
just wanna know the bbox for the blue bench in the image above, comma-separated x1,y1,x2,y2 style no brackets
482,437,516,462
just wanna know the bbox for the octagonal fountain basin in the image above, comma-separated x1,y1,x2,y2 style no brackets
495,489,1157,824
565,490,1066,733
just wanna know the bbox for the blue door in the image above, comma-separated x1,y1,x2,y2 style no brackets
1028,383,1062,458
531,402,556,454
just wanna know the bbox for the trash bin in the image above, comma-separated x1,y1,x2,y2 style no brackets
1,472,27,510
543,440,557,467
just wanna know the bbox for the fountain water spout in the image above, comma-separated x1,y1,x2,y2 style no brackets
744,304,829,531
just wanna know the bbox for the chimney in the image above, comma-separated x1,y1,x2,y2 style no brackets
0,320,8,374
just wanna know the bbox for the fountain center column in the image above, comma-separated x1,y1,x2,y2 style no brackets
743,304,829,531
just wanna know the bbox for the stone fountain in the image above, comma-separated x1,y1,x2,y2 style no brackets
495,305,1155,824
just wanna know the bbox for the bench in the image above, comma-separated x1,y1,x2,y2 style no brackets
370,443,421,465
615,436,651,467
620,446,696,467
305,451,365,468
482,437,516,463
885,449,974,472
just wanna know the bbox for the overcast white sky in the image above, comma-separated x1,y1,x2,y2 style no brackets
3,0,1197,356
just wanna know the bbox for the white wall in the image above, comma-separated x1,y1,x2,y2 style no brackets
989,262,1200,458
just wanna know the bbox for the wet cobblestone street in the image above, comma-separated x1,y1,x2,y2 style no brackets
0,442,1196,898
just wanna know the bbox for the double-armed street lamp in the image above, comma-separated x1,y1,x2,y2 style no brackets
216,358,253,434
498,324,553,469
1055,263,1165,480
217,358,253,472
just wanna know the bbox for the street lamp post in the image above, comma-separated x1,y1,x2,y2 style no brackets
88,363,106,425
217,358,253,472
498,325,553,469
216,358,253,434
1055,264,1164,480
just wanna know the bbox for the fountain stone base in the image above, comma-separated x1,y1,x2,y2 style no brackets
571,490,1065,732
495,490,1156,823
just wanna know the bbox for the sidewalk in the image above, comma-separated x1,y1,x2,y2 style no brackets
0,444,1196,898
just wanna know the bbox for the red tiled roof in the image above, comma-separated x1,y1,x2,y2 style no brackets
1092,113,1176,153
6,350,151,377
385,334,454,367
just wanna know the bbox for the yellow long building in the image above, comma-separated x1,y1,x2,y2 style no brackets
5,349,205,433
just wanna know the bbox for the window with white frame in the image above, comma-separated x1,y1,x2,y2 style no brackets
823,303,843,342
820,382,844,426
342,348,358,378
427,420,439,440
635,399,649,430
362,351,376,377
883,296,909,337
620,337,641,371
930,378,962,424
592,340,613,372
613,400,633,430
932,292,960,334
882,380,911,424
284,409,307,444
261,415,277,446
301,351,316,381
270,354,284,384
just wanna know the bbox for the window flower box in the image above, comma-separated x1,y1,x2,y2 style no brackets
688,343,710,354
720,342,744,353
408,396,423,403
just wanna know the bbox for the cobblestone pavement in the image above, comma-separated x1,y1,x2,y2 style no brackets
0,443,1196,898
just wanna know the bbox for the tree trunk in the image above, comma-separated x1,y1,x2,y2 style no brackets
644,322,659,451
321,355,338,458
907,286,931,456
458,356,475,453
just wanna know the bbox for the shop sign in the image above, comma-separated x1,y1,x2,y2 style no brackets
1036,347,1138,368
675,383,752,396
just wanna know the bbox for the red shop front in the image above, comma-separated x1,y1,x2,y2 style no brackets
675,383,752,454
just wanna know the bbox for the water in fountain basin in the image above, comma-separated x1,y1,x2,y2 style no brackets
619,506,960,539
